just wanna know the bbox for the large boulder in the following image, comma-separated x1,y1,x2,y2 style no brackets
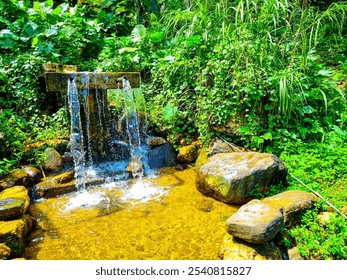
0,214,35,258
262,190,318,227
148,142,176,169
0,186,30,220
226,199,284,244
42,147,64,172
196,152,287,204
219,234,283,260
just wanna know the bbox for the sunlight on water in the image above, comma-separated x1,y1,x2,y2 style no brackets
25,168,238,260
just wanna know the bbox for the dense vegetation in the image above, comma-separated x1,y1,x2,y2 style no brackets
1,0,346,259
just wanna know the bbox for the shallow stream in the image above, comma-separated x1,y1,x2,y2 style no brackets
24,168,237,260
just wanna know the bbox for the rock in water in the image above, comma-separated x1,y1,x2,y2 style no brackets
219,234,283,260
195,152,287,204
148,143,177,169
0,186,30,220
177,144,198,163
226,200,284,244
126,158,144,178
0,198,26,221
0,214,35,258
0,169,30,191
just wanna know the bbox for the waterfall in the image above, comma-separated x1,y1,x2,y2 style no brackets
67,73,148,190
67,77,86,189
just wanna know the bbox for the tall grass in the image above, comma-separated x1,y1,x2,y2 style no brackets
146,0,347,146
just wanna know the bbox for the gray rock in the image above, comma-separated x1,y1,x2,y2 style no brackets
0,198,26,220
42,147,64,172
146,136,167,146
0,169,30,191
148,142,176,169
196,152,287,204
262,190,318,227
22,165,42,185
288,247,304,260
208,138,235,156
226,200,284,244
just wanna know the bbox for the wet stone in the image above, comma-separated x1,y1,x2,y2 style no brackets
146,136,167,146
42,147,64,172
0,243,11,260
177,144,198,163
0,169,30,191
0,214,35,258
219,234,283,260
0,197,26,220
226,200,284,244
148,142,177,169
0,186,30,221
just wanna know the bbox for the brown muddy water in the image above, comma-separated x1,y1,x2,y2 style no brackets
24,167,238,260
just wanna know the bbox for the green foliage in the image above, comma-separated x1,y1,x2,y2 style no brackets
280,131,347,259
288,210,347,260
127,0,347,148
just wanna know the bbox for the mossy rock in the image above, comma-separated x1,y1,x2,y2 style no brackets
0,186,30,214
219,234,283,260
0,214,35,258
196,152,287,204
0,243,11,260
0,197,26,221
0,169,30,191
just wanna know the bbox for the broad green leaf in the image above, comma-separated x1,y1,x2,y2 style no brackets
262,132,273,141
33,1,40,11
237,126,252,135
163,103,178,120
131,25,146,43
52,6,62,16
32,36,39,46
45,0,54,7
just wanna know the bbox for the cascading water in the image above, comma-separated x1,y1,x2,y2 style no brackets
67,73,151,196
67,77,86,190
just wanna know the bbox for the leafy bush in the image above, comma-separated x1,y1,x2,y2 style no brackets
288,210,347,260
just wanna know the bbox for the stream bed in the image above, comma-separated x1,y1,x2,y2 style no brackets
24,168,237,260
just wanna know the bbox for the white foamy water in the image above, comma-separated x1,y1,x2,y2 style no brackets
121,180,168,202
63,179,169,212
63,191,107,212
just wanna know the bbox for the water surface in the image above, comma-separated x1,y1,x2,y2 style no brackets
25,168,237,260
